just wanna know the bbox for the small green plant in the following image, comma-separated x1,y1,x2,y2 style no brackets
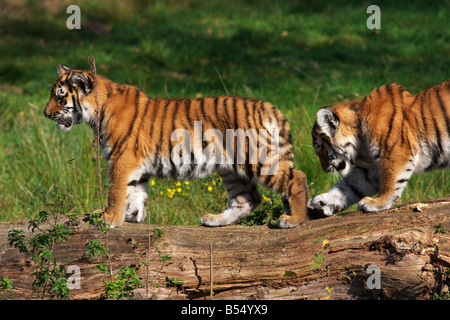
84,235,143,299
7,180,79,299
103,266,143,300
0,277,13,291
166,276,185,289
310,238,330,270
85,210,144,299
239,190,284,226
158,254,174,268
433,223,446,235
151,227,168,240
309,238,334,297
0,277,14,299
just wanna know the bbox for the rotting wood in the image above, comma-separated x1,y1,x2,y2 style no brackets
0,197,449,300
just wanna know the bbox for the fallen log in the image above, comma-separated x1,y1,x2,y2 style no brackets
0,198,449,300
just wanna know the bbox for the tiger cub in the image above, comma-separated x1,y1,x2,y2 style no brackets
308,80,450,218
44,64,308,228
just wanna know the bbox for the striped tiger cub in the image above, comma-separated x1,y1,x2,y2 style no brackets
308,80,450,218
44,64,308,228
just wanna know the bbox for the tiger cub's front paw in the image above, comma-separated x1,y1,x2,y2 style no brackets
307,194,342,219
357,196,392,213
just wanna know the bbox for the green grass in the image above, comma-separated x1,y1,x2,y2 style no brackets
0,0,448,224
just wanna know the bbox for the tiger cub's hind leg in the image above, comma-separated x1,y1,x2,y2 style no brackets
200,174,261,227
266,161,308,228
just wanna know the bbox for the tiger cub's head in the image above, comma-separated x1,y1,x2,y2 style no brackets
311,105,359,176
44,64,95,131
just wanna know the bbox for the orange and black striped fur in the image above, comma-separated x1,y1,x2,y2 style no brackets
44,65,307,228
308,80,450,218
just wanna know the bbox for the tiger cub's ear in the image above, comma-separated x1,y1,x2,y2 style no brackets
57,64,71,75
69,72,93,95
315,107,339,137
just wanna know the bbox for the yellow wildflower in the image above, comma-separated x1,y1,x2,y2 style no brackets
207,186,213,192
322,239,330,248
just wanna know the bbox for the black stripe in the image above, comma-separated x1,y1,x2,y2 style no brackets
400,109,406,146
124,89,140,140
178,100,192,135
105,82,112,98
429,88,444,154
154,156,164,177
72,95,82,114
288,167,294,180
185,99,192,126
86,74,94,93
257,100,264,130
141,98,151,120
221,96,230,128
169,100,180,177
435,87,450,137
156,99,169,155
99,104,107,132
233,97,238,130
116,85,125,94
128,173,150,186
244,99,251,128
214,96,222,129
106,138,119,160
149,98,159,139
383,84,397,151
420,92,428,134
425,144,440,171
200,98,206,119
263,171,274,188
121,89,140,146
410,93,420,107
133,92,146,155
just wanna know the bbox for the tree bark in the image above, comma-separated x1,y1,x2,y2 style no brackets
0,198,449,300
